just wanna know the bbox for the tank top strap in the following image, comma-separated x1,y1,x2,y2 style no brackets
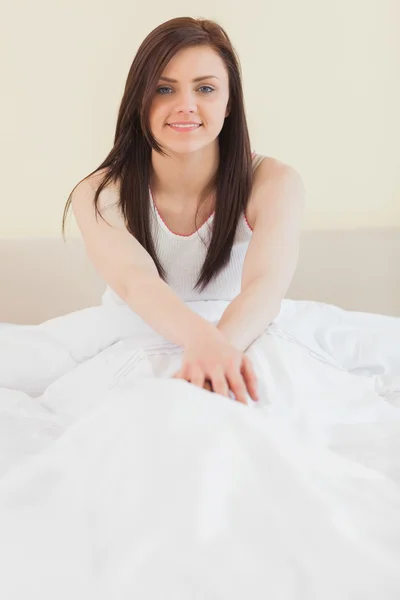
251,151,266,172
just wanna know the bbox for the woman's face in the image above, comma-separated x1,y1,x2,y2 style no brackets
148,45,231,154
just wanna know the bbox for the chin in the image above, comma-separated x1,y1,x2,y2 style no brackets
161,138,209,154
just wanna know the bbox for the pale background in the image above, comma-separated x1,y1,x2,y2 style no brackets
1,1,400,323
1,0,399,237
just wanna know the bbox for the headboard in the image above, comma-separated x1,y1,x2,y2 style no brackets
1,229,399,324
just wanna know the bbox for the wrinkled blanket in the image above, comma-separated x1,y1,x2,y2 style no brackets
0,298,399,599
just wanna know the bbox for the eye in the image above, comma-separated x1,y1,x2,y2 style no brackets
155,85,215,95
156,86,173,95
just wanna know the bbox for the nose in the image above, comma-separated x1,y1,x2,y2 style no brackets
173,88,198,113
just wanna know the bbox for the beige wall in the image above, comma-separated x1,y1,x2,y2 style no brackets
1,1,399,237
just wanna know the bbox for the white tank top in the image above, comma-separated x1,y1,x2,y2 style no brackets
102,152,266,306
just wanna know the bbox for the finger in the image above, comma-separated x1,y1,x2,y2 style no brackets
172,370,189,382
226,371,248,405
241,356,259,401
209,367,230,398
187,366,206,390
203,379,213,392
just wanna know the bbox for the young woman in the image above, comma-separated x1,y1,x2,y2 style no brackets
63,16,305,405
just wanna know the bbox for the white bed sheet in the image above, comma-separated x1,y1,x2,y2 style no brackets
0,298,399,599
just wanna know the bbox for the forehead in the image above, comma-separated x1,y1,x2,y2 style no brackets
161,46,228,81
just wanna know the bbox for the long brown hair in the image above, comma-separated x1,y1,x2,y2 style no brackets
62,17,254,292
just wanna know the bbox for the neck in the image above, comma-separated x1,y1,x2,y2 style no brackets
149,143,219,210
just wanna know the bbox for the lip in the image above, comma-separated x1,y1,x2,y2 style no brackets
168,123,202,126
168,123,201,130
168,123,202,133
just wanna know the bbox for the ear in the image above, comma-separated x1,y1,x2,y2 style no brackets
225,101,231,118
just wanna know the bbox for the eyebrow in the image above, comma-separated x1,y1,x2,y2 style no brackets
158,75,220,83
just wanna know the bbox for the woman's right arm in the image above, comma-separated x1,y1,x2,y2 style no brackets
71,175,259,404
71,175,220,349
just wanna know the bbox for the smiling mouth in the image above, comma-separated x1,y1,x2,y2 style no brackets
168,124,202,129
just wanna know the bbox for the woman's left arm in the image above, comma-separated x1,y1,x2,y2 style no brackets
216,159,305,352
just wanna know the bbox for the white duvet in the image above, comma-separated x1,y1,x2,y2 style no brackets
0,296,400,599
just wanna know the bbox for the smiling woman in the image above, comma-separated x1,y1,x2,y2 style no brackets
62,19,248,291
61,17,269,402
62,17,303,403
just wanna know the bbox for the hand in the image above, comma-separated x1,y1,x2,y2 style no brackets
172,330,259,405
203,380,213,393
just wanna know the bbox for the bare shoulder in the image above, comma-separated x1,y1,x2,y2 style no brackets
253,155,303,186
72,167,125,229
247,156,305,226
86,168,121,203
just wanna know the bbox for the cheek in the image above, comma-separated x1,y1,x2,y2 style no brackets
206,103,229,127
148,106,166,130
149,95,165,113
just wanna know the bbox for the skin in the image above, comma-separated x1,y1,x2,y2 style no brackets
73,45,304,405
146,46,304,402
148,45,231,230
148,45,255,398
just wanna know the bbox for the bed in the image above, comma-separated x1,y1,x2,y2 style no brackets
0,230,399,599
